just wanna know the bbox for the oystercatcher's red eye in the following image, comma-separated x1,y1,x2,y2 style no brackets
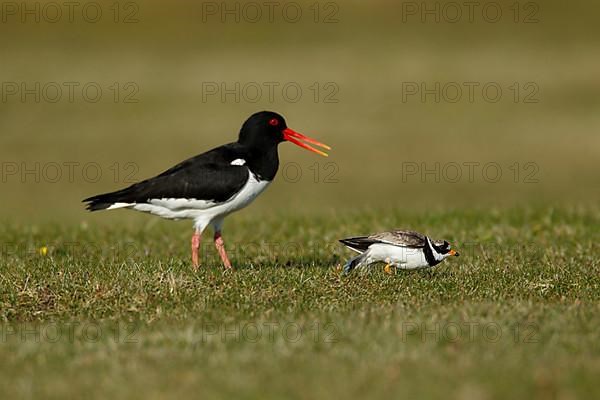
269,118,279,126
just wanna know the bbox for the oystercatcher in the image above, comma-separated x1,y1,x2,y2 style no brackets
83,111,330,270
339,230,459,273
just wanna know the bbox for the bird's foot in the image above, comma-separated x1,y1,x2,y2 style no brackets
222,265,235,273
384,263,394,274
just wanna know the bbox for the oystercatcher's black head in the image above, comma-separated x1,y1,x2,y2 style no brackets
238,111,330,156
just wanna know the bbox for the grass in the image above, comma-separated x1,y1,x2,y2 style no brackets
1,207,599,398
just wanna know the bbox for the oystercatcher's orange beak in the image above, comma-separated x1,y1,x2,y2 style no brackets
449,249,459,257
283,128,330,157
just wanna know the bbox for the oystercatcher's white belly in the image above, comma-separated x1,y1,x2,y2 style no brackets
124,173,270,229
366,244,430,270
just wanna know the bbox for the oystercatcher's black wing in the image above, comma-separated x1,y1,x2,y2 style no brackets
83,143,249,211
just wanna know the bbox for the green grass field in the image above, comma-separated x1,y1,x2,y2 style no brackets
1,208,599,398
1,0,600,398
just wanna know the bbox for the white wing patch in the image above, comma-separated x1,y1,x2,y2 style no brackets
107,202,134,210
149,198,217,210
230,159,246,166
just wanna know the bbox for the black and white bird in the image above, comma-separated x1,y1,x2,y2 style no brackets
83,111,330,270
339,230,459,273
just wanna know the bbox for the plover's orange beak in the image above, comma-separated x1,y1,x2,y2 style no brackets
283,128,330,157
449,249,459,257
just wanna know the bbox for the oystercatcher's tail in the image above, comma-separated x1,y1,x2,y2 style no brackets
82,187,134,211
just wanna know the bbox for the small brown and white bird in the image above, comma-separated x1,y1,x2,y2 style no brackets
339,230,459,273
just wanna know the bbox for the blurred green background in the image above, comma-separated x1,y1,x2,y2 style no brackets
0,0,598,225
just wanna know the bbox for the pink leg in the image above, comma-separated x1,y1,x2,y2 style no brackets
214,231,232,269
191,230,201,270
